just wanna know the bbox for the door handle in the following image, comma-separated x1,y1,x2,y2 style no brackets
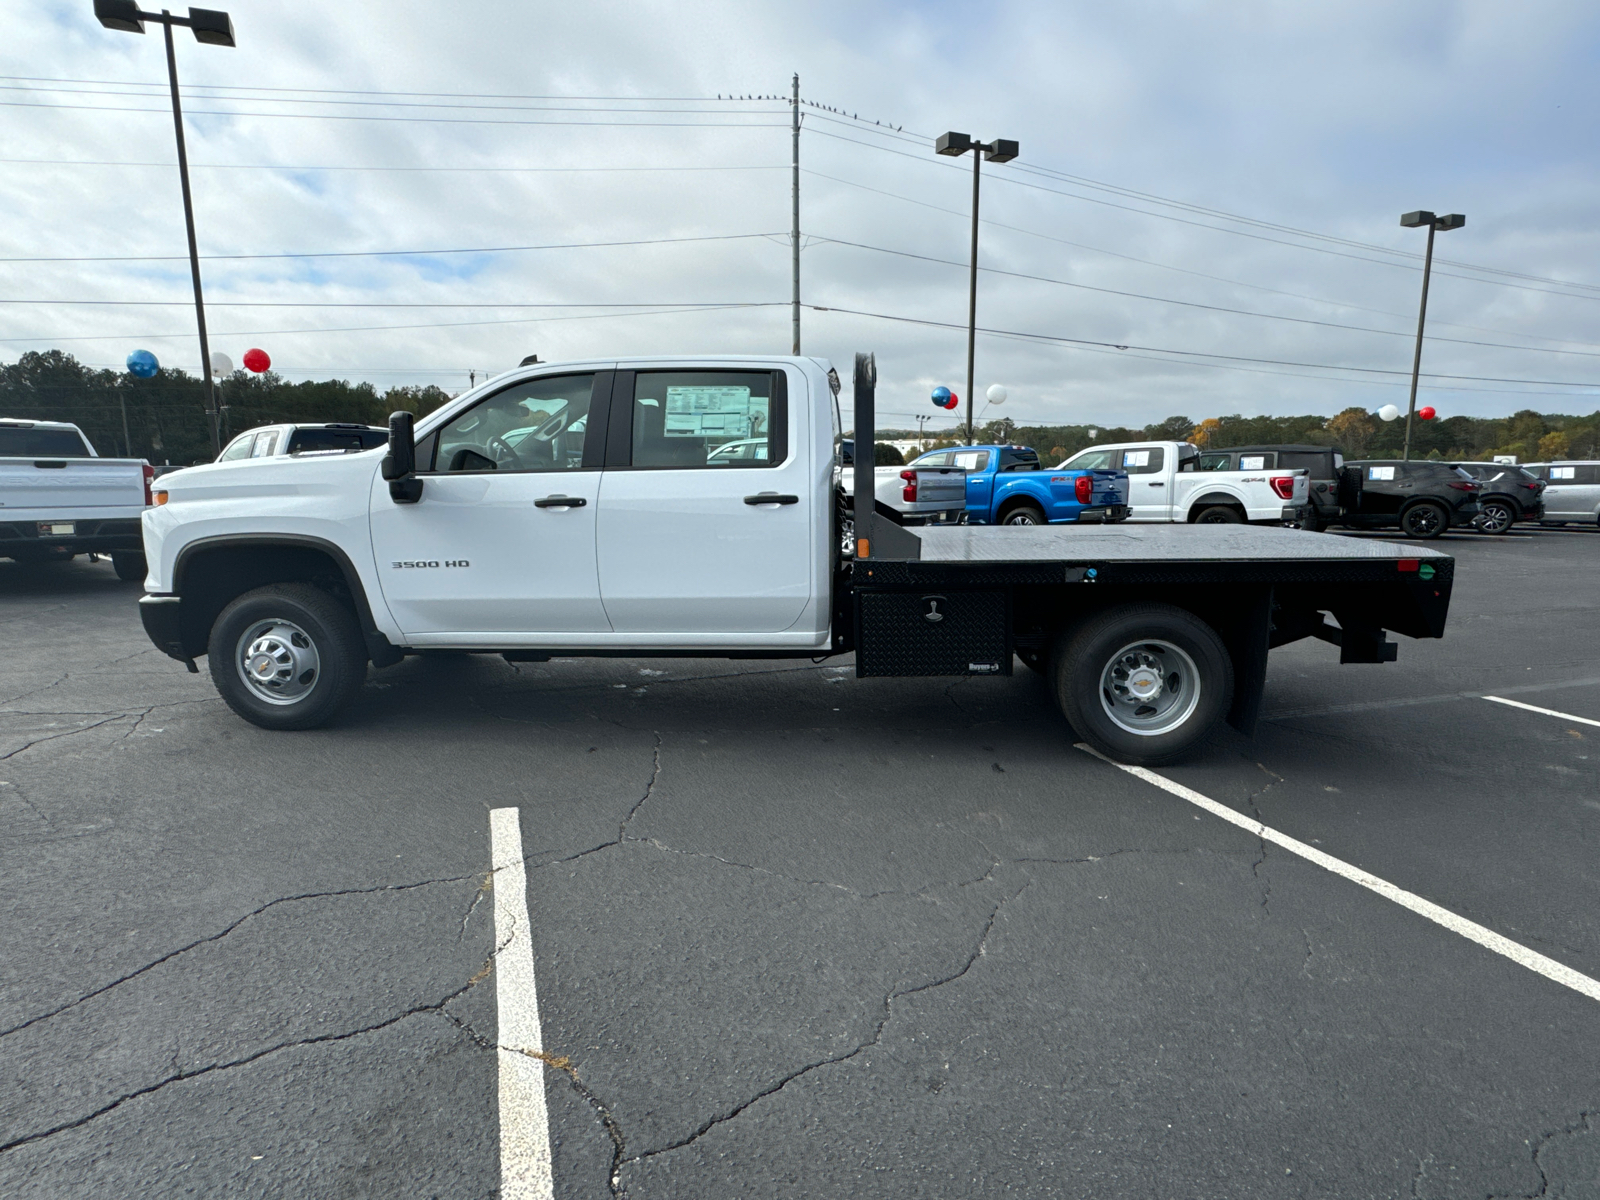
744,493,799,505
1148,481,1165,487
534,494,586,508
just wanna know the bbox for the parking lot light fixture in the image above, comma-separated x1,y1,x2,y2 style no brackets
1399,210,1465,462
93,1,236,457
935,130,1020,445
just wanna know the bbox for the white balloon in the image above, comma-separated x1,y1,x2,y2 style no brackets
985,384,1007,404
1378,404,1401,422
210,352,234,377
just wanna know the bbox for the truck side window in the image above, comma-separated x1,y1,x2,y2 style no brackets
1121,447,1165,474
433,374,595,473
1062,449,1114,469
951,451,990,471
250,432,278,458
629,370,784,468
1197,452,1231,472
218,434,256,461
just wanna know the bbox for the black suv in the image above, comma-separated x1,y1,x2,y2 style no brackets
1203,444,1343,530
1448,462,1546,534
1336,460,1482,538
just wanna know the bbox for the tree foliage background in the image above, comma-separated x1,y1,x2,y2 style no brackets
0,350,454,464
8,350,1600,466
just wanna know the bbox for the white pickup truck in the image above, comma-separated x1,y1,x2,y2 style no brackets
1059,440,1309,525
138,354,1454,765
0,418,152,577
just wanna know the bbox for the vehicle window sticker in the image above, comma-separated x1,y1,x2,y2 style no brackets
1123,450,1150,467
1368,466,1395,480
664,386,755,438
1238,455,1266,470
1551,466,1576,479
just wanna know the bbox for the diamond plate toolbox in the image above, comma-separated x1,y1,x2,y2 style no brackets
856,590,1011,677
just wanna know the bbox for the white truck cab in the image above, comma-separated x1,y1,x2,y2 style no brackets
138,353,1453,766
1059,440,1309,525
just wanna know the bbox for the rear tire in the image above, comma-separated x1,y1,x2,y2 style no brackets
1399,501,1448,539
1477,500,1515,535
1001,503,1046,526
1052,603,1233,766
208,583,367,730
1298,510,1321,533
111,551,146,581
1194,506,1244,524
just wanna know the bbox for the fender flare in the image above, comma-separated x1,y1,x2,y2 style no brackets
172,533,403,666
1186,491,1247,519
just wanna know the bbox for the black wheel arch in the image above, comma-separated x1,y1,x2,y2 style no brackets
170,534,402,666
1186,493,1247,521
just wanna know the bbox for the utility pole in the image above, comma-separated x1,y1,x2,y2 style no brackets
118,387,131,457
1399,210,1464,461
791,73,801,356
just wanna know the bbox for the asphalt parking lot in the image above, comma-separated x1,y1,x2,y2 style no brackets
2,524,1598,1199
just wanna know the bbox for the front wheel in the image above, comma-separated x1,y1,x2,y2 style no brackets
1052,603,1233,766
1399,501,1448,539
208,582,368,730
1001,503,1046,526
1476,500,1515,534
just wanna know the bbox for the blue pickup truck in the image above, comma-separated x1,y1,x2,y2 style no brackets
904,444,1130,525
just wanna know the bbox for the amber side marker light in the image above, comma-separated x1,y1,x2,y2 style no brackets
857,538,870,558
153,490,170,506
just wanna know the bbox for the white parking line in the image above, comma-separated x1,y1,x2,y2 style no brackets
1482,695,1600,729
490,807,555,1200
1075,745,1600,1005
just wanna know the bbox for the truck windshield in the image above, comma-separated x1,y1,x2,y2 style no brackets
0,427,91,457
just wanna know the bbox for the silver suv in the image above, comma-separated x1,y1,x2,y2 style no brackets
1527,461,1600,527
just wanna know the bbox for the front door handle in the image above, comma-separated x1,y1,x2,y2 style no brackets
534,494,586,508
1148,481,1165,487
744,493,799,506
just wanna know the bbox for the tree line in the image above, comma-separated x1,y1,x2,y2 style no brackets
6,350,1598,465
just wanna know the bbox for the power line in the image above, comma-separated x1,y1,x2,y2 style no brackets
0,230,787,264
0,74,758,102
1,300,775,309
0,100,787,128
0,157,786,174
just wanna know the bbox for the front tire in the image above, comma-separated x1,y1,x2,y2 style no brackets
208,583,367,730
111,551,146,581
1052,603,1233,766
1399,501,1448,539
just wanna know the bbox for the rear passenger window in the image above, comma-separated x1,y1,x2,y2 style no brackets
1368,466,1396,481
1197,452,1232,471
1548,466,1576,480
630,370,784,468
1579,466,1600,485
951,451,990,471
1121,447,1164,474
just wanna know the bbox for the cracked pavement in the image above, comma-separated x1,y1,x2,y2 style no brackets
3,529,1600,1197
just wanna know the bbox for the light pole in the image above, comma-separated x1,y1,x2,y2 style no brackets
1398,210,1464,461
94,0,235,457
935,131,1019,445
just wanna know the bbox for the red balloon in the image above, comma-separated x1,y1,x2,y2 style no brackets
242,348,271,373
1418,406,1436,420
944,392,960,410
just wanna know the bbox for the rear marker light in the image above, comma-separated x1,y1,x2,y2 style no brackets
142,462,155,506
1074,475,1092,503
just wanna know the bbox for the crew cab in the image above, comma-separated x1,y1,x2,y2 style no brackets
0,418,152,578
138,354,1454,766
1057,440,1309,525
901,444,1129,525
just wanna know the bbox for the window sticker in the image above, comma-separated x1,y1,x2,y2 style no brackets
1239,455,1266,470
1368,466,1396,480
1552,466,1577,480
1123,449,1151,467
663,386,755,438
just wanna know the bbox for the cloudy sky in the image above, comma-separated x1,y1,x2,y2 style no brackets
4,0,1600,431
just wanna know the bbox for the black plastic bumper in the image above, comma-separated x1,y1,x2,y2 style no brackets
139,594,196,670
0,518,143,558
1077,505,1129,523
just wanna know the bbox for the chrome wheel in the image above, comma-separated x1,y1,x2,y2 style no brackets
236,618,321,705
1099,639,1202,736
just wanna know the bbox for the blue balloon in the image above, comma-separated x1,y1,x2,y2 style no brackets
126,349,159,378
931,385,951,408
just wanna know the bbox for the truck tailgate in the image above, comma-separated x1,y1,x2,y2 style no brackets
0,458,147,511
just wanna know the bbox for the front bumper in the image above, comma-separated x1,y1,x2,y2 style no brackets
1076,505,1129,523
139,594,195,669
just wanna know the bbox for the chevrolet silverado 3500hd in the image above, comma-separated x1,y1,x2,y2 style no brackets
138,354,1453,765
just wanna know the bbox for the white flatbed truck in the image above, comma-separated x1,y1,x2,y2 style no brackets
138,353,1453,765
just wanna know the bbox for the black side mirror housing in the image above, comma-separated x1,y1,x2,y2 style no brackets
382,411,423,503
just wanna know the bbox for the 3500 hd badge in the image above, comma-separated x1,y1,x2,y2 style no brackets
391,560,469,568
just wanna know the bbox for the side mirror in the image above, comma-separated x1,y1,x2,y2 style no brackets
382,411,423,503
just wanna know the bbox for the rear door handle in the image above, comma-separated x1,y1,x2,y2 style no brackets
744,493,799,505
1148,481,1164,487
534,494,586,508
